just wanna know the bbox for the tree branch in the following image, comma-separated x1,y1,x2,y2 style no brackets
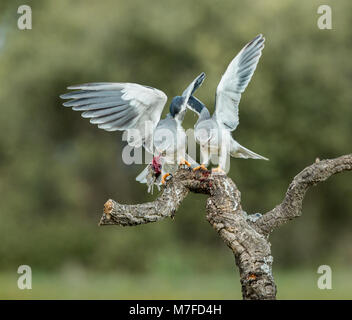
98,154,352,300
99,167,276,299
255,154,352,236
99,169,209,226
99,182,188,226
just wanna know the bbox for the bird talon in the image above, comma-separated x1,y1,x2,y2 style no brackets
161,173,172,184
211,166,225,174
184,160,191,167
179,158,191,168
193,164,207,171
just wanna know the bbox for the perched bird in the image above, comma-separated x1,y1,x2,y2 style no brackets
136,72,205,192
60,73,205,193
188,34,268,173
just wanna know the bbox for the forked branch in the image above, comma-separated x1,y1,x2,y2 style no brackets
255,154,352,235
99,154,352,299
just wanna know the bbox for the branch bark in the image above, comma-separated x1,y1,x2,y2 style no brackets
99,154,352,300
255,154,352,236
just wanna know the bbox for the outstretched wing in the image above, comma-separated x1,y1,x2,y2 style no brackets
172,72,206,122
214,34,265,131
182,72,206,103
60,83,167,152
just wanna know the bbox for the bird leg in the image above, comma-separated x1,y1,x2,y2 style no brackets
193,164,208,171
161,173,172,184
179,158,191,168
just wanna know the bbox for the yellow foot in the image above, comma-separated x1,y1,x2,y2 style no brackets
193,164,207,171
179,158,191,167
211,166,225,174
161,173,172,184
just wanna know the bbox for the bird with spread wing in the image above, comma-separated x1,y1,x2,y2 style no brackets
187,34,268,173
60,73,205,193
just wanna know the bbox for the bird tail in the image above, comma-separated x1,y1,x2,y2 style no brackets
136,165,149,184
230,139,269,160
136,164,162,194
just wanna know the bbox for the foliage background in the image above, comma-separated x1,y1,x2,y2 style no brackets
0,0,351,299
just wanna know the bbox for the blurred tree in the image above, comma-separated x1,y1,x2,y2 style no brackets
0,0,351,276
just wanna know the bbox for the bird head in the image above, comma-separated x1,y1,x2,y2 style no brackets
169,96,185,118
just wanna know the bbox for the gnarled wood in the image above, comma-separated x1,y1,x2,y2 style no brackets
99,154,352,299
254,154,352,236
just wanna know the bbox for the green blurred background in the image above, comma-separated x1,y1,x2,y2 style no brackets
0,0,351,299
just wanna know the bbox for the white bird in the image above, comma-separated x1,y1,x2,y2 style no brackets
187,34,268,173
60,73,205,193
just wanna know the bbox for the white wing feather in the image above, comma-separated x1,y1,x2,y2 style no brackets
60,83,167,153
182,72,206,108
214,34,265,131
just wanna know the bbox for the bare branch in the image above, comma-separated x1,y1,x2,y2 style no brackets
99,168,210,226
255,154,352,235
98,154,351,299
99,167,277,299
204,175,276,299
99,177,188,226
